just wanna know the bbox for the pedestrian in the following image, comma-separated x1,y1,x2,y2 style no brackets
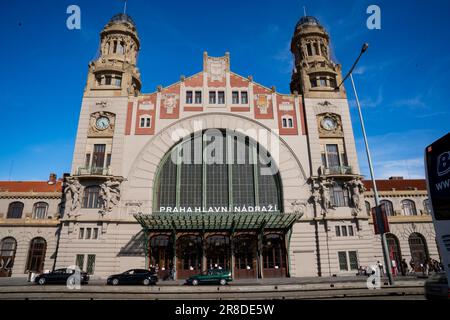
409,259,415,274
391,259,398,277
401,259,407,276
377,261,384,276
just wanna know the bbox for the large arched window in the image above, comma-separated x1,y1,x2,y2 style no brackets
33,202,48,219
386,233,403,274
0,237,17,277
154,130,283,212
206,235,230,270
26,237,47,273
423,199,431,215
82,186,101,208
408,233,428,269
7,202,24,219
401,199,417,216
380,200,394,216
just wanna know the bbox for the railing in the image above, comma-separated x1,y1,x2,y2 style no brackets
324,166,353,175
77,166,112,176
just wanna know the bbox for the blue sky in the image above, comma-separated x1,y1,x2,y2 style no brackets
1,0,449,181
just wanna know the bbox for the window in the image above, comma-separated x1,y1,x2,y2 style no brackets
319,77,327,87
341,226,348,237
82,186,101,209
338,251,359,271
194,91,202,104
75,254,84,270
329,77,337,88
218,91,225,104
281,116,294,128
106,154,112,168
326,144,340,168
86,228,92,240
335,226,341,237
79,228,85,240
140,116,151,128
85,153,91,167
380,200,394,216
310,77,317,88
114,76,122,87
209,91,216,104
86,255,96,274
0,237,17,273
313,42,320,55
241,91,248,104
232,91,239,104
93,228,99,240
26,238,46,273
186,91,193,104
401,199,417,216
423,199,431,215
7,202,24,219
105,75,112,85
330,183,350,207
365,201,371,216
33,202,48,219
348,225,354,236
338,251,348,271
306,43,313,56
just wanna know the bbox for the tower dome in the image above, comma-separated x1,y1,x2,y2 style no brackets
295,16,321,29
109,13,136,27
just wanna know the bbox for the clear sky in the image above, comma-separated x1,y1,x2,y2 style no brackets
1,0,449,181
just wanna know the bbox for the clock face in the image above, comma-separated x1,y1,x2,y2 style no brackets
95,117,110,130
321,117,337,131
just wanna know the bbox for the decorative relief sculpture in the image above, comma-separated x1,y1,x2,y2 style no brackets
65,177,83,216
99,178,121,215
345,178,366,216
88,111,116,137
309,176,334,216
163,94,177,114
290,200,307,217
255,95,269,114
316,113,343,137
206,56,228,81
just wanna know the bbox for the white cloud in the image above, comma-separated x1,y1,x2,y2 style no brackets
390,96,426,109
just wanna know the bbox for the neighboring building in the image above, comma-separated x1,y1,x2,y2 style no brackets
0,14,440,279
0,174,63,277
363,177,439,273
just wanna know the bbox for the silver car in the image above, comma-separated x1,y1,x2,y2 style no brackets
424,272,449,300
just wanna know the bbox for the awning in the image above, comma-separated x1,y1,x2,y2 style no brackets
133,212,301,232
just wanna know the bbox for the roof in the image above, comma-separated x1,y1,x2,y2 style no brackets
363,179,427,192
0,181,63,193
134,213,301,231
109,13,136,27
296,16,321,29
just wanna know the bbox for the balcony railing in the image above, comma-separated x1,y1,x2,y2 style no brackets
324,165,353,175
77,166,112,176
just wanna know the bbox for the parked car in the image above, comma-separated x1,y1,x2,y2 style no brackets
106,269,158,286
424,272,449,300
34,268,89,285
186,269,232,286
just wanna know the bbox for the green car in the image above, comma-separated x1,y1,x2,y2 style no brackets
186,269,233,286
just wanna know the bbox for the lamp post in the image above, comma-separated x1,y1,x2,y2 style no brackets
338,43,395,286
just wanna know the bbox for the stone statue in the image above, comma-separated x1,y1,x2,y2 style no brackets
290,200,306,217
65,177,82,214
345,178,366,216
309,177,334,216
99,178,121,215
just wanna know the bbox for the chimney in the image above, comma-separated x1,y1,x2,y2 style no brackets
389,176,404,180
48,173,57,185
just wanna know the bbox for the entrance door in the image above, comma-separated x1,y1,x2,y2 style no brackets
176,235,202,279
262,234,287,278
26,238,47,273
408,233,428,271
92,144,106,174
233,235,257,279
206,235,230,270
150,235,173,280
386,233,402,275
0,238,17,277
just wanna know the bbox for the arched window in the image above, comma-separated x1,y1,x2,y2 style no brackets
401,199,417,216
281,115,294,128
7,202,24,219
82,186,101,209
408,233,428,270
423,199,431,215
176,235,202,279
386,233,403,274
33,202,48,219
380,200,394,216
206,235,230,270
149,235,173,280
0,237,17,277
154,130,282,212
26,237,47,273
365,201,371,216
234,235,257,279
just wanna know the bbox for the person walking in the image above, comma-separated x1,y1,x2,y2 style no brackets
401,259,408,276
377,261,384,276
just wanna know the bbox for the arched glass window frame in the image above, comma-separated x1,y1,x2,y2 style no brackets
32,202,49,219
380,199,394,216
153,130,283,213
401,199,417,216
82,186,101,209
0,237,17,272
7,202,24,219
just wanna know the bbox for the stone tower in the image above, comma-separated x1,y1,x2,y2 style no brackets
85,13,142,97
290,16,345,98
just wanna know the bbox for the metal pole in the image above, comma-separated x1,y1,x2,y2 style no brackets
350,73,394,285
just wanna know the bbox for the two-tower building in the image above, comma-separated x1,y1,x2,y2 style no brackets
0,13,439,279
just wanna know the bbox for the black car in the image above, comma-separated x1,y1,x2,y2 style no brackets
106,269,158,286
34,268,90,285
424,272,449,300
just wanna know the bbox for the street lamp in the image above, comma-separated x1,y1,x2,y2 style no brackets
337,43,395,286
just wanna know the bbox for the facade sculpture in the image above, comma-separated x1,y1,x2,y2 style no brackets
65,177,82,215
99,178,121,215
345,178,366,216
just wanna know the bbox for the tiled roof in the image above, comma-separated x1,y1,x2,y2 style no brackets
0,181,63,193
363,179,427,191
